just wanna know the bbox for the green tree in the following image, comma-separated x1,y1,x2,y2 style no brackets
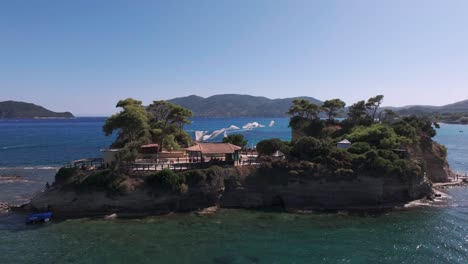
365,95,384,121
380,109,398,123
223,134,248,148
103,98,150,148
287,99,321,120
347,124,401,149
347,100,368,123
257,138,290,156
147,100,193,149
322,99,346,120
290,137,327,162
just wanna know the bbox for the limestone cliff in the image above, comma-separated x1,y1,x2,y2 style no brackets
29,165,432,218
406,135,451,183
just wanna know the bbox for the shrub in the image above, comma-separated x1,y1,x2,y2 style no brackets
290,137,326,162
346,124,405,150
146,169,184,191
303,119,326,138
348,142,371,155
325,148,353,171
438,144,448,160
55,167,78,184
182,169,207,185
392,122,417,141
223,134,248,148
81,170,125,192
257,138,290,156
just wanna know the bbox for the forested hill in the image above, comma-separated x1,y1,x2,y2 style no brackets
390,99,468,115
0,101,74,119
168,94,323,117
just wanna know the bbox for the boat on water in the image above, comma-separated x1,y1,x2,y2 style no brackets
26,212,52,224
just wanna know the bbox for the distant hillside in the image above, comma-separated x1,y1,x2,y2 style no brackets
391,99,468,115
0,101,74,119
168,94,323,117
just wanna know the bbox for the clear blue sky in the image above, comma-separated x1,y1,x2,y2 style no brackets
1,0,467,116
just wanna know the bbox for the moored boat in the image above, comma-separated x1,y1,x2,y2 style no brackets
26,212,52,224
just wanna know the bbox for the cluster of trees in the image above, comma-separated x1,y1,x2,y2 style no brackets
103,98,193,162
222,134,248,148
257,95,440,178
287,98,346,121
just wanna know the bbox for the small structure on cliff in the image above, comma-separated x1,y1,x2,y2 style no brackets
140,144,160,154
101,148,122,167
139,143,185,160
186,142,241,165
337,139,352,149
272,150,285,158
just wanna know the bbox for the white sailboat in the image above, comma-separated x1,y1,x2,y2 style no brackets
195,131,208,141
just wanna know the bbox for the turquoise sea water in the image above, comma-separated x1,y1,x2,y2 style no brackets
0,118,468,263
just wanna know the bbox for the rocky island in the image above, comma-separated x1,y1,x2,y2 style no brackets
0,101,74,119
28,96,451,218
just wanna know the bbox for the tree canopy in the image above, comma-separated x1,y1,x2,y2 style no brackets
222,134,248,148
269,94,441,179
103,98,150,149
365,95,384,121
322,99,346,120
286,99,321,120
147,100,193,150
103,98,194,163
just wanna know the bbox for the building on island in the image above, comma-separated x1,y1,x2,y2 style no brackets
272,150,285,158
139,143,185,160
185,142,241,165
139,144,160,154
337,139,352,149
101,148,122,167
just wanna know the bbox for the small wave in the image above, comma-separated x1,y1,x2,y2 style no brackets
24,166,60,170
0,144,41,150
0,175,32,184
0,166,60,170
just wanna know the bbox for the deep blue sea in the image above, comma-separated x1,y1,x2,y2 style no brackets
1,118,468,263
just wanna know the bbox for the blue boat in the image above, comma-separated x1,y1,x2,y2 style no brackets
26,212,52,224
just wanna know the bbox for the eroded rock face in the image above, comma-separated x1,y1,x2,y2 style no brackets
221,171,432,210
29,166,433,218
407,137,451,183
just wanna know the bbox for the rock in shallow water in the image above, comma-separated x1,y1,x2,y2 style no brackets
0,202,10,213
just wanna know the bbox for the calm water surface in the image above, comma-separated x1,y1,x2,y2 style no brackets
0,118,467,263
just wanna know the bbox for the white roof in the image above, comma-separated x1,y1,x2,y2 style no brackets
100,148,122,152
338,139,351,144
272,150,285,157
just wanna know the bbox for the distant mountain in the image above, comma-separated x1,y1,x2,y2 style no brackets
0,101,74,119
168,94,323,117
390,99,468,115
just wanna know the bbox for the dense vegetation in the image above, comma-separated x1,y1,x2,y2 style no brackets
258,95,443,179
52,95,449,194
0,101,74,118
168,94,323,117
222,134,248,148
103,98,193,162
391,99,468,123
54,168,126,193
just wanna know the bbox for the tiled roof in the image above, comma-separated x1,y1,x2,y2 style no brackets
186,142,241,154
